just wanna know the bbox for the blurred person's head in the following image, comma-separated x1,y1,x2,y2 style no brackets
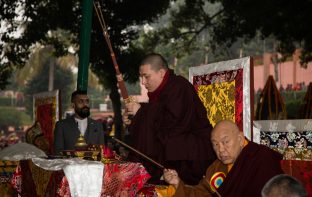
139,53,169,93
211,120,244,164
71,90,90,119
261,174,308,197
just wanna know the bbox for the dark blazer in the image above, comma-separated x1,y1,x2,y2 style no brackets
53,115,104,155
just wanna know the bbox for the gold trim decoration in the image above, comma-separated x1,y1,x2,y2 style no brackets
29,160,52,196
197,80,236,127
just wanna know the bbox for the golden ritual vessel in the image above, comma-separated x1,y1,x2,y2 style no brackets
61,135,102,161
72,135,100,160
74,134,88,151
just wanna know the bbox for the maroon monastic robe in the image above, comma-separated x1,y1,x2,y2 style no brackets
174,140,284,197
128,70,216,185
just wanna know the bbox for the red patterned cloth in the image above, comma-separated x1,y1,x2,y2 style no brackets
11,164,22,194
281,160,312,196
57,177,71,197
102,162,151,196
58,162,151,197
36,103,54,154
234,69,243,131
11,160,64,197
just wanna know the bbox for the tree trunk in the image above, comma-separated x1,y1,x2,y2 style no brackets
48,58,55,91
109,82,124,141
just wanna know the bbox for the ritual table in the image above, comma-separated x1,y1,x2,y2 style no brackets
11,158,150,197
58,162,150,197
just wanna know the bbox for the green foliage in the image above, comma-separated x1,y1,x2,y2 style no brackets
282,90,306,119
5,0,311,135
154,0,312,65
0,107,32,129
281,91,306,102
23,62,75,118
0,65,13,90
0,97,16,106
2,0,312,90
286,100,303,119
255,90,307,119
0,0,171,90
1,0,172,139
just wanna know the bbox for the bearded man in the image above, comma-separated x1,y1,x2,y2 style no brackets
54,90,104,155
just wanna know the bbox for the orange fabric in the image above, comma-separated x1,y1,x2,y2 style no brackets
155,185,176,197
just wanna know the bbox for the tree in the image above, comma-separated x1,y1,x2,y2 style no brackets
4,0,310,139
1,0,171,139
23,53,75,119
155,0,312,66
0,107,32,131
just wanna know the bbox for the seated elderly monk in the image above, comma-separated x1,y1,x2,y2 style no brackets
163,120,284,197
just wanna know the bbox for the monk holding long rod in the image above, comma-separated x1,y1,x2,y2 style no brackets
93,2,164,170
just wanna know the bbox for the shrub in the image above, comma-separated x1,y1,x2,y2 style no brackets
0,107,32,129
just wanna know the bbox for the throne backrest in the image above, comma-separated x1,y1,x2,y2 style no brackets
33,90,60,154
189,57,254,139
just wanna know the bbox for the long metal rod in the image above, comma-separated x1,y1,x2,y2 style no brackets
112,137,164,169
93,2,131,103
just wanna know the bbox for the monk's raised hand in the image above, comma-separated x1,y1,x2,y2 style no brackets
125,101,141,116
163,169,180,189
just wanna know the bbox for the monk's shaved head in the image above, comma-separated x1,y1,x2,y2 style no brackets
140,53,169,71
212,120,240,136
211,120,244,164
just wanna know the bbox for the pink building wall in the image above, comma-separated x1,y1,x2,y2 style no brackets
253,59,312,91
